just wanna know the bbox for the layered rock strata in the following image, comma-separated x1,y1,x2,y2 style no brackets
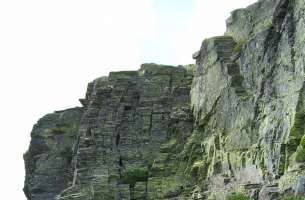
24,0,305,199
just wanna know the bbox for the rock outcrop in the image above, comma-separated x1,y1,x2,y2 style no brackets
24,0,305,199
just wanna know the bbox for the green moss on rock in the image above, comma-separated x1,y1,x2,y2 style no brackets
295,146,305,163
300,135,305,149
147,176,185,199
160,138,177,153
281,195,305,200
226,192,250,200
122,167,149,185
233,39,247,53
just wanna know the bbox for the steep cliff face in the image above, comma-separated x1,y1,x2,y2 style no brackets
24,0,305,199
24,64,195,200
191,0,305,198
24,108,83,200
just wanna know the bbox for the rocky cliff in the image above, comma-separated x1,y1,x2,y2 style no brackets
24,0,305,199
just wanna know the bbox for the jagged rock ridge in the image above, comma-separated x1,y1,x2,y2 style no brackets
24,0,305,199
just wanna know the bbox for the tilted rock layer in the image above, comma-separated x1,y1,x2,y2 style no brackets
24,0,305,199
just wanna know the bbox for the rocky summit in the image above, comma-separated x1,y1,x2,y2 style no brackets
23,0,305,199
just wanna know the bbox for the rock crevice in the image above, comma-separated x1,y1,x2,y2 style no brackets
24,1,305,199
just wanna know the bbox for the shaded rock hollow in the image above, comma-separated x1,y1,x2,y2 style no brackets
24,0,305,199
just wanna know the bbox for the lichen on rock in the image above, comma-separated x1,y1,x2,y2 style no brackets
24,0,305,199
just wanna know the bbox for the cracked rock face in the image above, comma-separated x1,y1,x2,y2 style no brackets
24,0,305,199
24,108,83,200
24,64,194,200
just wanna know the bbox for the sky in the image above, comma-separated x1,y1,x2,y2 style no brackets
0,0,257,198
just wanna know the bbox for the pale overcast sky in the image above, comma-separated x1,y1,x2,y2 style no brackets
0,0,257,198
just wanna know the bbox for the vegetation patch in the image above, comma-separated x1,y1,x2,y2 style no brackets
300,135,305,149
233,39,247,53
121,168,148,186
281,195,305,200
226,192,249,200
296,146,305,163
160,138,177,153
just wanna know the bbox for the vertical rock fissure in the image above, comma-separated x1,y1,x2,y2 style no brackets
24,1,305,199
251,3,294,175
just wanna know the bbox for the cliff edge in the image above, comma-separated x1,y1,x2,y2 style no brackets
24,0,305,199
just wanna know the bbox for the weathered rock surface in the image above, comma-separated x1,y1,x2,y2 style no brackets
24,108,83,200
24,64,194,200
24,0,305,199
